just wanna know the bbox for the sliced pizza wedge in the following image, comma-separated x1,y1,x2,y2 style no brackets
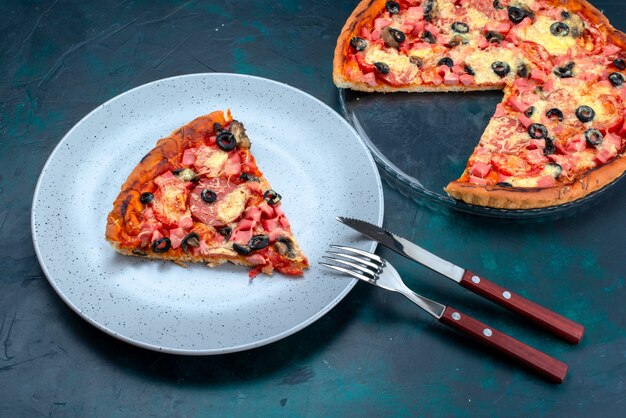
105,110,309,277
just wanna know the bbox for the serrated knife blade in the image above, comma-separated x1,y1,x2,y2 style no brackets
336,216,465,282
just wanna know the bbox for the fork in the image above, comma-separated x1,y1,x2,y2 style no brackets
321,245,568,384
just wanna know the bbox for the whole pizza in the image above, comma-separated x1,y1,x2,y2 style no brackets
333,0,626,209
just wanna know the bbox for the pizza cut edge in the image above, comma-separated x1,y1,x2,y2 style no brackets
105,110,309,277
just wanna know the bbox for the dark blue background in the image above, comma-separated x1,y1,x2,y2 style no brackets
2,0,625,415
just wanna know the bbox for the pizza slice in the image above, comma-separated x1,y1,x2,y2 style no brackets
105,110,309,278
334,0,626,209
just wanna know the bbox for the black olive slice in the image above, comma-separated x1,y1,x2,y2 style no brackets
447,35,463,47
423,0,435,22
218,226,232,239
201,189,217,203
546,108,564,122
575,105,595,122
614,58,626,71
350,36,368,51
491,61,510,77
151,237,171,253
528,123,548,139
524,106,535,117
493,0,503,10
543,138,556,156
546,162,563,179
181,232,200,255
585,128,603,145
248,234,270,251
464,65,475,76
421,31,436,44
386,1,400,14
233,243,252,256
263,189,282,205
274,236,296,258
517,63,530,78
485,31,504,43
508,6,529,24
216,131,237,151
374,62,390,74
554,62,575,78
550,22,570,37
213,122,224,133
140,192,154,204
409,56,423,67
239,172,260,182
496,182,512,188
561,11,570,19
389,28,405,43
609,72,624,87
451,22,469,34
438,57,454,68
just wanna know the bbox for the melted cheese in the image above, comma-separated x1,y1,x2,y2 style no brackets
516,15,577,56
464,48,520,85
364,47,419,79
509,177,540,187
216,185,249,224
195,147,229,177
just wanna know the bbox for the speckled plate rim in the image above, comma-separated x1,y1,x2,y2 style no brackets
31,73,384,355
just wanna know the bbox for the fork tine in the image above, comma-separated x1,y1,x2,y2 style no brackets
330,245,384,263
319,262,372,282
325,250,381,270
322,256,378,278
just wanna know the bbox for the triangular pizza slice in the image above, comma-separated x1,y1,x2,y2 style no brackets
334,0,626,209
105,110,309,277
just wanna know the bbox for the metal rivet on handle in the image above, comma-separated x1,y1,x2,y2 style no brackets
452,312,461,321
503,291,511,300
483,328,493,337
472,276,480,284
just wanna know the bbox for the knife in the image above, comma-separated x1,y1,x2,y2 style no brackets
336,216,585,344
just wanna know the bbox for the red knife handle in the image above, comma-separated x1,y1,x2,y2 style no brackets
440,306,568,384
460,270,584,344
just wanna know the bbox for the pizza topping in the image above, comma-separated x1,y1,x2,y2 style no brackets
201,189,217,203
421,31,437,44
180,232,200,254
151,237,171,253
464,64,475,75
524,106,535,117
516,63,530,78
528,123,548,139
491,61,510,77
263,189,282,205
508,6,532,24
350,36,368,51
451,22,469,34
374,62,390,74
554,62,574,78
609,72,624,87
546,108,564,122
585,129,603,146
385,1,400,14
544,162,563,178
383,27,406,48
543,138,556,155
232,243,252,256
576,105,595,122
173,167,199,182
249,234,270,251
423,0,436,22
550,22,569,37
230,121,251,148
614,59,626,71
438,57,454,68
485,31,504,44
140,192,154,204
216,131,237,151
410,56,424,67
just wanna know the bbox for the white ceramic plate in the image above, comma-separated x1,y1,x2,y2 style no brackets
31,73,383,354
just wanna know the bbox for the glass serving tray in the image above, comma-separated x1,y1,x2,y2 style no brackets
339,88,624,219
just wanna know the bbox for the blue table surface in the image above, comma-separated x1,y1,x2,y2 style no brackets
2,0,625,416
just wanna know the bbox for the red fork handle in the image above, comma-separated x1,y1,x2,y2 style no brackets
440,306,568,384
460,270,585,344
